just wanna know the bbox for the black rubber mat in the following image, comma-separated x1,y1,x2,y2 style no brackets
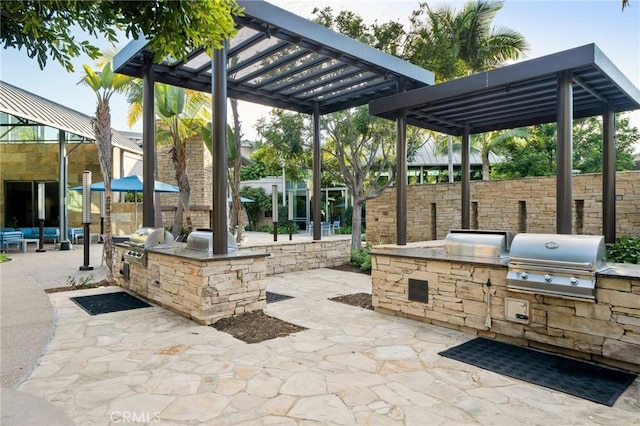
266,291,293,304
70,291,152,315
439,337,637,406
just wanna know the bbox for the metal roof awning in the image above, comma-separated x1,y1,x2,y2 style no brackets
0,81,142,153
113,0,433,115
369,44,640,136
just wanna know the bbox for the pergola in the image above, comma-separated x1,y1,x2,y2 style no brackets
113,0,433,253
370,44,640,244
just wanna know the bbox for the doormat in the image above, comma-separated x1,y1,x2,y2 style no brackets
71,291,152,315
266,291,293,304
438,337,637,406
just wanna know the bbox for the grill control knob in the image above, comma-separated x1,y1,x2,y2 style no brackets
570,277,579,286
544,274,552,282
521,272,528,280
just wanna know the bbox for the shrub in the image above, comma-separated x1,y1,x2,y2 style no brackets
606,236,640,264
350,247,370,266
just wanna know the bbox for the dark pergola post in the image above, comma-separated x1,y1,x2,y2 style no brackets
461,126,471,229
557,70,573,234
312,102,321,241
603,107,616,243
213,43,229,254
142,63,156,228
396,108,407,245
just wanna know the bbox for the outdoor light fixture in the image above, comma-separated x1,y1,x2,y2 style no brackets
80,171,93,271
99,192,105,243
288,189,294,241
36,182,46,252
272,184,278,242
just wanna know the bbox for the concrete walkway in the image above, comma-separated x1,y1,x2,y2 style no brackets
2,237,639,425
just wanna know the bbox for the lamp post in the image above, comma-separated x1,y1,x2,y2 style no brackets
99,192,105,244
36,182,46,252
288,189,294,241
80,171,93,271
272,184,278,242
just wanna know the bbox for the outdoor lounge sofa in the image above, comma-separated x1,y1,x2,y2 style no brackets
15,227,60,243
0,230,24,252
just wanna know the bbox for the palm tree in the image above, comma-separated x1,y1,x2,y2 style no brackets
154,85,211,237
406,0,529,81
435,128,529,180
79,62,133,282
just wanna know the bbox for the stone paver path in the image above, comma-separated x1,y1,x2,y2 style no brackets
17,269,640,425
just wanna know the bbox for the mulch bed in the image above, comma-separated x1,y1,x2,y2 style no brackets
329,293,373,310
330,263,371,275
212,310,307,344
45,280,113,293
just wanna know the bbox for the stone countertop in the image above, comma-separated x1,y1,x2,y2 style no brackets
597,262,640,279
371,245,640,279
116,242,269,262
371,246,509,268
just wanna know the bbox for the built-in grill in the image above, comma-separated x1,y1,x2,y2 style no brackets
124,227,174,266
507,233,608,300
186,229,237,253
444,229,513,259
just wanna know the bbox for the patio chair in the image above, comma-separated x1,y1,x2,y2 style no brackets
306,221,313,235
332,220,340,234
321,222,331,236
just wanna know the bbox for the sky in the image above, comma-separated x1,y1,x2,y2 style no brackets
1,0,639,144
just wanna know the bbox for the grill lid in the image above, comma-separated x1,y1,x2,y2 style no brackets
129,227,174,249
508,233,605,271
444,229,513,259
186,229,238,253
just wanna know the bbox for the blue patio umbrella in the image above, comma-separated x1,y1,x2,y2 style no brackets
228,196,254,203
71,175,179,193
71,175,179,229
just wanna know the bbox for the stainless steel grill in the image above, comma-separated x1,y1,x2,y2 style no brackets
124,227,174,266
186,229,238,253
444,229,513,259
507,233,607,300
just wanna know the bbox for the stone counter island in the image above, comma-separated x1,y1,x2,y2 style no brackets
371,241,640,372
114,243,268,325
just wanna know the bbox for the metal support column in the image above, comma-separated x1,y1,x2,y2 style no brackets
396,109,407,245
312,102,321,241
603,107,616,243
461,126,471,229
213,43,229,254
142,63,156,228
58,130,71,250
557,70,573,234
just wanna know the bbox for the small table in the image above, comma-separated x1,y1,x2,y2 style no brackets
17,238,40,253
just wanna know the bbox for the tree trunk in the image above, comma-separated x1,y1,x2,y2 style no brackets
93,101,114,282
171,141,191,238
350,202,363,250
482,151,490,180
230,99,243,243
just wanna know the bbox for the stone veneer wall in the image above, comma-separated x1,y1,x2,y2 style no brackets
0,143,102,228
249,237,351,275
114,247,267,325
156,137,212,229
372,252,640,372
367,171,640,243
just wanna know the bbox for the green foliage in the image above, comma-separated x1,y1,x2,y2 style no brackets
66,273,96,288
404,1,528,81
124,192,143,202
493,117,639,179
0,253,8,263
606,237,640,264
350,248,372,271
1,1,241,71
239,186,270,230
257,223,299,235
240,160,268,181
